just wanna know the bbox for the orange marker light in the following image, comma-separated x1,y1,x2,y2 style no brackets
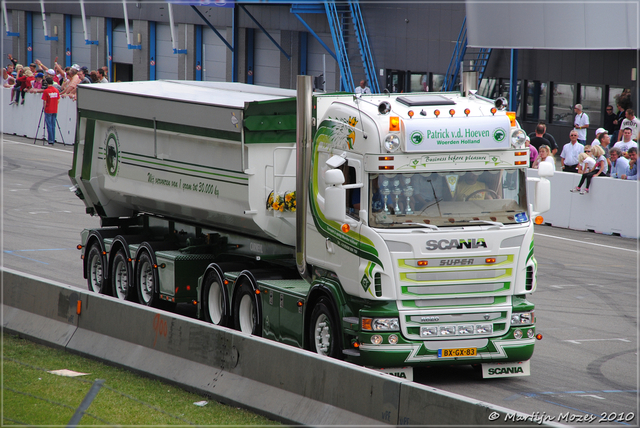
515,151,528,156
536,333,543,340
362,318,372,331
408,110,414,118
464,108,470,116
341,223,351,233
186,285,191,291
389,116,400,131
76,300,81,315
417,260,428,266
491,107,497,115
485,258,496,264
449,109,455,116
434,109,440,117
353,341,360,348
515,161,528,165
297,300,304,307
77,244,83,250
255,289,260,295
535,216,544,225
224,279,229,285
379,165,395,170
379,156,394,161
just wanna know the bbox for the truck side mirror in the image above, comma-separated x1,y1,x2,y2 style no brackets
324,169,347,223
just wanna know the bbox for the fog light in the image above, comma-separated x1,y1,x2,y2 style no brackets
371,334,383,345
439,325,456,336
420,326,438,337
476,324,493,334
527,329,535,338
457,325,475,335
388,334,398,344
514,329,523,339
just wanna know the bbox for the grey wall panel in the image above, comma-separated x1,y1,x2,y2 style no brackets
466,2,638,50
31,14,51,68
112,22,133,65
253,30,280,88
71,16,90,67
156,23,177,80
203,26,227,82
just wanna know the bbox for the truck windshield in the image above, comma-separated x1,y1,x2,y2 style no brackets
368,169,528,228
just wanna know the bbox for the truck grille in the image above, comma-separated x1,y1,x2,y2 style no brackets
400,306,510,340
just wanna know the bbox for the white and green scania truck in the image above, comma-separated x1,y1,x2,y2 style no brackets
70,76,553,379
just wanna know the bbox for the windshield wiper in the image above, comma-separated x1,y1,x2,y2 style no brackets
469,220,504,228
394,221,440,230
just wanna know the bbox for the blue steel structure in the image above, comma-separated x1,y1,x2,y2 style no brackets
443,17,492,93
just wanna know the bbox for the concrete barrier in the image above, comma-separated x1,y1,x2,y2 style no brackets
527,169,638,238
2,268,564,426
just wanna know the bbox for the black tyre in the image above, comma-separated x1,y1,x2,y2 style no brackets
308,297,343,359
202,270,228,326
136,251,158,307
233,283,261,336
86,242,106,294
111,249,133,300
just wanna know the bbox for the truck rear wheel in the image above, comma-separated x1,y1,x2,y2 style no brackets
136,251,158,307
233,285,261,336
309,297,342,359
86,243,105,294
111,249,133,301
202,270,228,326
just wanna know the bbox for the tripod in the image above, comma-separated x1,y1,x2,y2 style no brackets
33,107,66,146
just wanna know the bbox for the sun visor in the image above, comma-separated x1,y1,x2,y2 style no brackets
403,115,512,152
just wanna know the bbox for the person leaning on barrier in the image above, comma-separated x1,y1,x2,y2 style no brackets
608,147,629,179
532,144,555,170
621,147,637,180
42,76,60,146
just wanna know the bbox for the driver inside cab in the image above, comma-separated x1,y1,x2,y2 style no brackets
455,172,487,201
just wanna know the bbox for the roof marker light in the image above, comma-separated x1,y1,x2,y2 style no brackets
491,107,497,115
464,108,470,116
408,110,414,118
434,109,440,117
449,109,455,117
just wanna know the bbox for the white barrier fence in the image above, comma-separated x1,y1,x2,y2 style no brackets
527,168,638,239
3,87,637,238
2,88,76,145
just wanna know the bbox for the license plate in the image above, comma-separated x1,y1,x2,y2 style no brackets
437,347,477,358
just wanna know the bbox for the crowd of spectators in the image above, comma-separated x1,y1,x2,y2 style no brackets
526,97,638,195
2,54,109,104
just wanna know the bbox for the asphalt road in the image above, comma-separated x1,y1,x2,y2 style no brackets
2,135,638,426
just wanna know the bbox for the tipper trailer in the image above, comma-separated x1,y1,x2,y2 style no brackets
70,76,553,379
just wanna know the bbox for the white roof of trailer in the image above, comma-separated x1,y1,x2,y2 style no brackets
79,80,296,108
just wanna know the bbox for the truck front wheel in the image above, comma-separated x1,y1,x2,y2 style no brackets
202,270,228,326
111,249,133,301
309,298,342,359
136,251,158,307
86,243,105,294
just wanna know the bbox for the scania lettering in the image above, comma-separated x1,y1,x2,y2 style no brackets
70,77,552,379
426,238,487,250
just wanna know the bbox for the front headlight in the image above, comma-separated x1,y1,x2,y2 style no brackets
510,311,534,326
511,129,526,148
384,134,400,152
372,318,399,331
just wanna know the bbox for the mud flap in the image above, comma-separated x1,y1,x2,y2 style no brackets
482,360,530,378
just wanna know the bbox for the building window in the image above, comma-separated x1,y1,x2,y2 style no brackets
432,74,445,92
478,77,498,99
552,83,575,124
609,86,632,109
580,85,602,127
525,81,547,122
409,73,429,92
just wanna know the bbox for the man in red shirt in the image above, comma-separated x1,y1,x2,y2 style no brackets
42,77,60,145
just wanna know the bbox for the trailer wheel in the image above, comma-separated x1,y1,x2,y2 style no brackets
137,251,158,307
86,243,105,294
202,270,228,326
233,286,261,336
111,249,132,301
309,297,342,359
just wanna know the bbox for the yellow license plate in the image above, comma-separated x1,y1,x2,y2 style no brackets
437,347,477,358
